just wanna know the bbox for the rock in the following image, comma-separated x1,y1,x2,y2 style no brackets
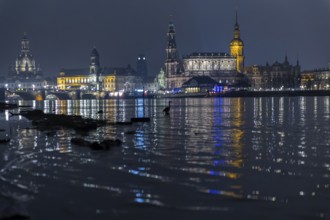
90,139,122,151
71,138,122,151
0,138,10,144
70,138,91,147
18,110,106,131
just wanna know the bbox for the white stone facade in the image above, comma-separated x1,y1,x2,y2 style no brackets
183,53,236,73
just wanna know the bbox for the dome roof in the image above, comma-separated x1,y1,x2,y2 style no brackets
18,53,34,62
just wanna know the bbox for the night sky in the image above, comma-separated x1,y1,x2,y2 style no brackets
0,0,329,77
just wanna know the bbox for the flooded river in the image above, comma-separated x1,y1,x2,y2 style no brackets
0,97,329,219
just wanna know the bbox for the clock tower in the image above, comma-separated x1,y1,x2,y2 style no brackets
230,12,245,73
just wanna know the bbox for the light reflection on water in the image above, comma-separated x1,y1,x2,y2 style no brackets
0,97,329,219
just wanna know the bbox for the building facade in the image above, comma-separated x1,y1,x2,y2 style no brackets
301,64,330,90
57,48,142,95
244,56,301,90
164,14,244,90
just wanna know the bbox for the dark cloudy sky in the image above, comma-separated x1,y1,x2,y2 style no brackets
0,0,329,77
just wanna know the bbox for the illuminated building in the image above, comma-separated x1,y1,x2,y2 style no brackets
230,13,245,73
57,48,103,91
244,56,301,90
1,33,46,90
155,68,166,90
301,63,330,90
57,48,142,93
11,33,43,79
182,76,219,93
243,65,263,90
164,14,244,90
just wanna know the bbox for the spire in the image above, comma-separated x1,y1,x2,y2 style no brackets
168,14,175,34
296,53,300,66
23,32,28,40
90,47,100,67
91,46,99,57
169,14,173,24
233,12,240,39
284,51,289,65
21,32,30,53
165,15,179,80
235,11,239,29
230,11,244,73
285,51,288,62
166,15,177,52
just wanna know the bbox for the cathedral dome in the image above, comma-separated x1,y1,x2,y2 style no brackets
21,55,35,64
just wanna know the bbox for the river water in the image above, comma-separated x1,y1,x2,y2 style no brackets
0,97,329,220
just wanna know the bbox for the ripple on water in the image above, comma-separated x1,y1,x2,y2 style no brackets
0,98,330,219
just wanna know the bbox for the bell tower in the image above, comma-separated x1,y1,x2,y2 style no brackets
230,12,245,73
165,18,179,78
90,47,100,75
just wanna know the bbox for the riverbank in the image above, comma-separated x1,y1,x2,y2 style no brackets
217,90,330,97
4,90,330,101
156,90,330,98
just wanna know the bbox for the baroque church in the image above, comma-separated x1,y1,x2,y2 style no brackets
5,33,46,90
10,33,43,79
164,14,245,90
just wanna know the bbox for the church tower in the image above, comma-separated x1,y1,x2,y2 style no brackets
230,12,245,73
90,47,100,75
89,47,101,90
165,19,179,78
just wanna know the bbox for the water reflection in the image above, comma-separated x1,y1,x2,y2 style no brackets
0,97,329,219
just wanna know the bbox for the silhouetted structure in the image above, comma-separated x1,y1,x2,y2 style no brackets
136,54,148,79
164,14,245,90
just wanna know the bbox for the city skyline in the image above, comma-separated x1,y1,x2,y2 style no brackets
0,0,329,77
